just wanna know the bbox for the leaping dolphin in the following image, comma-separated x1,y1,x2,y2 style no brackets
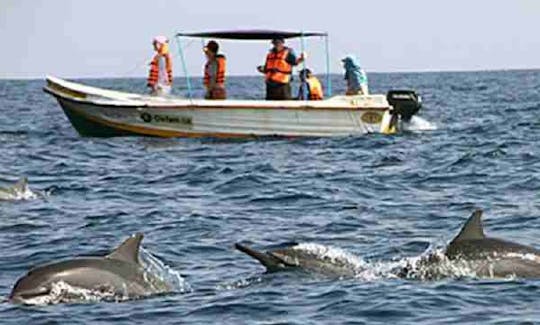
0,177,33,201
9,233,172,304
443,209,540,278
235,242,363,278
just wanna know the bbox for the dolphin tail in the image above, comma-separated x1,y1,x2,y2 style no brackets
235,243,287,272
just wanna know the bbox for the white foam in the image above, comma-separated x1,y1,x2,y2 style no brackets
0,179,42,201
20,281,124,305
218,277,263,291
140,247,191,293
292,243,509,281
0,187,38,201
402,116,437,132
293,243,368,272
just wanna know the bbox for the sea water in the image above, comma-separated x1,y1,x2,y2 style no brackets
0,71,539,323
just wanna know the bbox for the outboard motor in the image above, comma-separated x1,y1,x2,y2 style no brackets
386,90,422,122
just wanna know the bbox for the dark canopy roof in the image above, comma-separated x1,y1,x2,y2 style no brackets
176,29,328,40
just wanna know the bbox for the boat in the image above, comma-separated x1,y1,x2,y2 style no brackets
44,30,423,138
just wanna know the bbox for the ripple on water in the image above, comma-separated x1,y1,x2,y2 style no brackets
1,72,540,323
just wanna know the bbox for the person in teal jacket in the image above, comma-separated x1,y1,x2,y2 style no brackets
342,55,369,95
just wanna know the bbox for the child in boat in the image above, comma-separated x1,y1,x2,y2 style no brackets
203,40,227,100
297,68,323,100
342,55,369,96
147,36,173,96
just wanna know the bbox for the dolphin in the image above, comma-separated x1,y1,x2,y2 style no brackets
9,233,172,304
235,242,362,278
443,209,540,278
401,209,540,279
0,177,32,201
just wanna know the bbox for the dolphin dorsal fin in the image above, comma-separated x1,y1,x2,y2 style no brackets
106,233,143,264
452,209,485,242
14,177,28,192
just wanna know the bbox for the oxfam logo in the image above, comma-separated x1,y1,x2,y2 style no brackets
140,112,152,123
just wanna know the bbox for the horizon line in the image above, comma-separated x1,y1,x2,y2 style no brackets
1,67,539,81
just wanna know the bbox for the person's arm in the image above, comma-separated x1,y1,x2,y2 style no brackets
287,50,305,66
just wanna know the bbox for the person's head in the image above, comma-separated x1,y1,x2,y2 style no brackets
342,55,361,71
271,37,285,51
299,68,312,81
204,40,219,59
153,35,169,54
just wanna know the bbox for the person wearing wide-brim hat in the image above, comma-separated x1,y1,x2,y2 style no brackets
257,37,305,100
203,40,227,100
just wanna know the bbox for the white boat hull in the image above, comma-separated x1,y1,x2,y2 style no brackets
44,76,400,138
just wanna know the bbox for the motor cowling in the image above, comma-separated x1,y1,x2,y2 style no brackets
386,90,422,122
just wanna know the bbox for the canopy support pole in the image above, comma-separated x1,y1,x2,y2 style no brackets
175,35,194,102
299,32,308,101
325,35,332,97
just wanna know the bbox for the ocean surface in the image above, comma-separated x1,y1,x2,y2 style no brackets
0,70,539,324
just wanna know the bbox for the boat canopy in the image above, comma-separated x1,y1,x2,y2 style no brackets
174,29,332,100
176,29,328,40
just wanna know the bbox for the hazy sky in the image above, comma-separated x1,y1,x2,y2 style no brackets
1,0,539,78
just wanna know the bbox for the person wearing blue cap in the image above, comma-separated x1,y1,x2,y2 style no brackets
342,55,369,96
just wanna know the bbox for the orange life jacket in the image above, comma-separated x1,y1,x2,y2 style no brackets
265,48,292,84
306,76,324,100
204,55,226,87
148,53,173,87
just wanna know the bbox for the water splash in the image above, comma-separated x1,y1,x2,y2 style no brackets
218,276,263,291
293,243,368,272
19,281,125,305
0,178,42,201
140,247,192,293
238,242,533,282
402,116,437,132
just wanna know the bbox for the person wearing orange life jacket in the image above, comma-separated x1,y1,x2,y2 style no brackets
297,68,324,101
257,37,305,100
147,35,173,96
203,40,227,100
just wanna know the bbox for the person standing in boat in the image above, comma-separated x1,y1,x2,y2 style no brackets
342,55,369,96
257,37,305,100
147,35,173,96
297,68,323,100
203,40,227,100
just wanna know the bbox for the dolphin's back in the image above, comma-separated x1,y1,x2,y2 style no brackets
10,258,154,300
446,237,540,260
439,210,540,279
